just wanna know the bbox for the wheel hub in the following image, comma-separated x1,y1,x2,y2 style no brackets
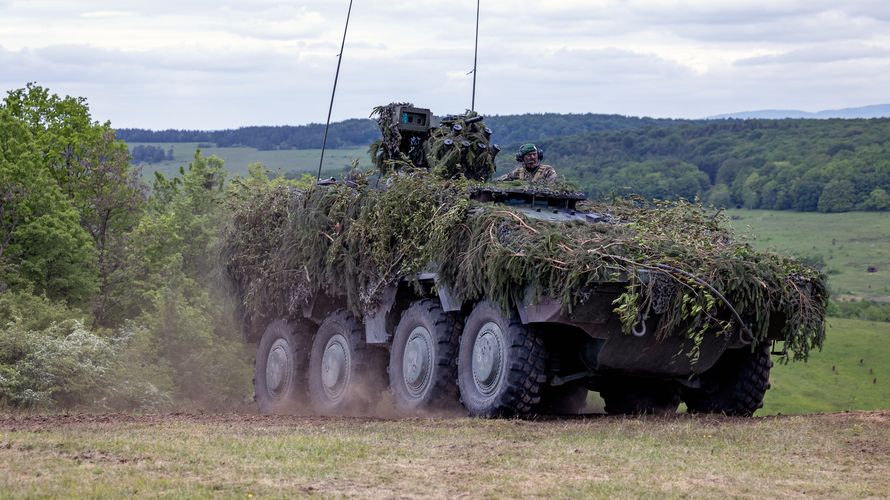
403,327,433,397
266,338,291,396
321,334,350,400
472,322,504,395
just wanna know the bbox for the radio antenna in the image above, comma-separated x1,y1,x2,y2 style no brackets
471,0,480,111
317,0,354,181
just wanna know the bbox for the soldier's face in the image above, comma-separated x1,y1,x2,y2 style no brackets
522,151,538,169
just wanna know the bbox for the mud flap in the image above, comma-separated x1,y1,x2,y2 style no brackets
596,322,732,377
363,286,397,344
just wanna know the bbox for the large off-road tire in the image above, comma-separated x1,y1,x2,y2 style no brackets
600,379,681,415
307,311,386,415
536,383,590,415
254,320,310,414
457,300,548,418
683,343,773,417
389,299,462,413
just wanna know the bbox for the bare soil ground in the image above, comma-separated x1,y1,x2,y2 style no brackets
1,411,888,498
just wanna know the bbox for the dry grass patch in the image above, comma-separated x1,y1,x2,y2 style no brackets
0,411,887,498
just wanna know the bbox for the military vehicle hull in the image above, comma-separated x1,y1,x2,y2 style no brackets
227,108,823,418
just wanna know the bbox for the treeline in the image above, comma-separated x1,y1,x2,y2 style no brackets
539,119,890,212
117,113,672,151
483,113,675,146
118,119,381,150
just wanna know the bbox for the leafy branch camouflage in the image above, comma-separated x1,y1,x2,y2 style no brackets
221,166,827,362
368,103,499,181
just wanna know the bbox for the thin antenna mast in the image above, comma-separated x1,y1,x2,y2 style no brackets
317,0,354,181
471,0,480,111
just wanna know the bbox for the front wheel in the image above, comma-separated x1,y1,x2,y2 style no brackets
457,301,547,418
682,343,773,417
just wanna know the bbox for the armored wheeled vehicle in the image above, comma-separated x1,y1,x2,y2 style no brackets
223,104,826,418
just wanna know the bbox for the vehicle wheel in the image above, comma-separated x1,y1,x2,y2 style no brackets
600,379,680,415
457,300,548,418
683,343,773,417
536,383,590,415
254,320,310,414
389,299,462,412
308,310,386,414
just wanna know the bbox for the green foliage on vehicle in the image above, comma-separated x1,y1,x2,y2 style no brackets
222,165,828,362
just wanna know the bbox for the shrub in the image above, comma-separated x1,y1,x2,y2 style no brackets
0,319,114,407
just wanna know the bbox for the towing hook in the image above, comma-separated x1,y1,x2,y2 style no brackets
740,325,755,344
632,315,647,337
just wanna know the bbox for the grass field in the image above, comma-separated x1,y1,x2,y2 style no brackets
762,318,890,415
727,209,890,301
0,411,886,497
127,142,371,179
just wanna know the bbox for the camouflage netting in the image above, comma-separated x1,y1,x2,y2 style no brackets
369,103,499,180
221,168,827,362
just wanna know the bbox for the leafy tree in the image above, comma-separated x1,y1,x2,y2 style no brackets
706,183,731,208
817,179,855,213
790,180,823,212
78,130,146,325
860,187,890,211
0,108,98,304
2,83,98,196
2,84,147,324
130,144,169,164
741,171,763,209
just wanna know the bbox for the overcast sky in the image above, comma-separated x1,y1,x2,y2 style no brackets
2,0,889,129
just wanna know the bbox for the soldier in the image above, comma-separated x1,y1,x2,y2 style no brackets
496,143,557,183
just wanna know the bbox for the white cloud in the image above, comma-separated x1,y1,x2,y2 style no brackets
1,0,888,128
737,43,890,66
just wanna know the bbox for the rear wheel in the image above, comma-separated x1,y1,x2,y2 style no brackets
254,320,310,414
389,299,462,412
683,343,773,417
307,311,386,414
600,379,680,415
457,301,547,418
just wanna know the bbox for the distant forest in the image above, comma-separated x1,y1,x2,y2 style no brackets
116,113,669,151
543,118,890,212
119,114,890,212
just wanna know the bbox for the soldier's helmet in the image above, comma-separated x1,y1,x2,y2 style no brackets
516,143,544,162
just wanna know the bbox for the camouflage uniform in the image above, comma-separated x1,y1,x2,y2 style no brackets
496,164,558,183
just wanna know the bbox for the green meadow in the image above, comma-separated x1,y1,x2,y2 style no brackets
128,142,372,179
727,209,890,302
763,318,890,414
